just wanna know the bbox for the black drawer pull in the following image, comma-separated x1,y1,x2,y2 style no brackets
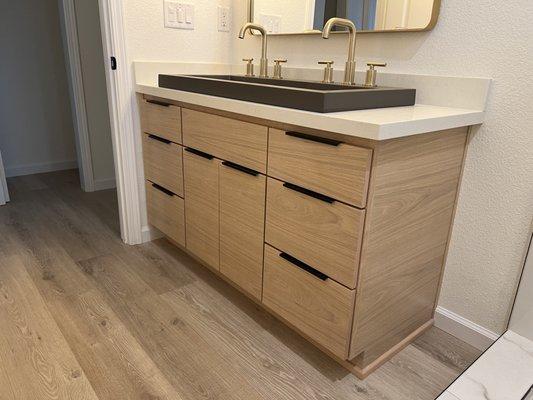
222,161,259,177
146,99,171,107
148,134,171,145
286,131,341,147
185,147,214,160
152,183,174,197
283,182,335,204
279,252,328,281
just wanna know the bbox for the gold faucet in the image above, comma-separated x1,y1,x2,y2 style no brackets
322,18,357,85
239,23,269,78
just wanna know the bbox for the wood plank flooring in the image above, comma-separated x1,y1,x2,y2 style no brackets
0,170,481,400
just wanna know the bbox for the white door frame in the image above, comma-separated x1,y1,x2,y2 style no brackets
98,0,143,245
58,0,95,192
0,150,9,206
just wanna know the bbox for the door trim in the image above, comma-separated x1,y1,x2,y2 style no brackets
58,0,95,192
0,150,9,205
98,0,143,244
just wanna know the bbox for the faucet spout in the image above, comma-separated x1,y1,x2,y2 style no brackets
322,18,357,85
238,23,269,78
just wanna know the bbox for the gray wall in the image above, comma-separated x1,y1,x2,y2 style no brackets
0,0,77,176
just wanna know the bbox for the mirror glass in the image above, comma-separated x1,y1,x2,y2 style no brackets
250,0,440,34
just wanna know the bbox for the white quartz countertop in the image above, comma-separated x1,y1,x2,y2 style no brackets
137,83,484,141
134,62,491,141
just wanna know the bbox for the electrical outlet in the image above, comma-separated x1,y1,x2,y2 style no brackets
164,1,194,30
218,6,230,32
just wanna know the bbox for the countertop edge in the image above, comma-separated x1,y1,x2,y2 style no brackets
136,84,485,141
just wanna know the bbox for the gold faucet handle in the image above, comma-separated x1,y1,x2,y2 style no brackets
242,58,255,77
318,61,335,83
367,62,387,69
274,59,287,65
273,60,287,79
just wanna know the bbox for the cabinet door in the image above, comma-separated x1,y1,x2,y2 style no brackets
183,148,220,269
219,161,266,300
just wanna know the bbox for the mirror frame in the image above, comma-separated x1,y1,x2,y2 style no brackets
247,0,442,35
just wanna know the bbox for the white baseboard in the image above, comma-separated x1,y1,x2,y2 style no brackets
435,306,500,351
141,225,164,243
5,160,78,178
93,177,116,191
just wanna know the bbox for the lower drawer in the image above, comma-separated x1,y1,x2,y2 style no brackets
145,181,185,247
262,244,356,359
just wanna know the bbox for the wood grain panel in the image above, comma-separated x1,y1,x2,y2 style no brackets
182,108,268,173
142,134,183,197
262,244,356,359
265,178,365,288
140,99,182,144
219,163,266,300
349,127,468,367
145,181,185,247
268,129,373,208
183,150,220,269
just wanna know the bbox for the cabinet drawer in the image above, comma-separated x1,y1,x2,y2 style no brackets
140,99,182,144
268,129,372,208
263,244,355,359
182,109,268,173
142,134,183,197
265,178,364,289
145,181,185,247
219,161,266,300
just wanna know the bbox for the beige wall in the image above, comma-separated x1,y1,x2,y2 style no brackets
74,0,115,186
231,0,533,334
0,0,77,176
510,230,533,340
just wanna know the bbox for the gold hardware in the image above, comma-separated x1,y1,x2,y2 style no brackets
239,23,269,78
322,18,357,85
273,59,287,79
364,62,387,88
318,61,334,83
242,58,255,77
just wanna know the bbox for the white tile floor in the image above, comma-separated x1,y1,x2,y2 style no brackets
438,330,533,400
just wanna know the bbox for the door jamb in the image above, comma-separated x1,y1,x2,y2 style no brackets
58,0,95,192
98,0,143,245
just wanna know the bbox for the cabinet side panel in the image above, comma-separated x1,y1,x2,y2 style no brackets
349,128,468,365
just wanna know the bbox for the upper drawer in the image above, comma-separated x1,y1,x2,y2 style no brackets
262,244,355,359
265,178,365,289
142,133,183,197
182,109,268,173
140,98,182,144
268,129,372,208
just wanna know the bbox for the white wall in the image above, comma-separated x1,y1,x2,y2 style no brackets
231,0,533,334
0,0,77,177
510,229,533,341
74,0,115,187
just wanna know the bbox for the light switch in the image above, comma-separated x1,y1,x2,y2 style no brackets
164,1,194,30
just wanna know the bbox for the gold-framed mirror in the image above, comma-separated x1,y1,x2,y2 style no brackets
248,0,441,35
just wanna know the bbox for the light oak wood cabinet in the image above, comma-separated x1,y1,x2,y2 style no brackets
139,95,469,379
140,99,182,144
183,148,220,269
219,162,266,301
142,134,184,197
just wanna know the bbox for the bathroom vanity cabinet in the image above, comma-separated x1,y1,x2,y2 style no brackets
138,94,469,378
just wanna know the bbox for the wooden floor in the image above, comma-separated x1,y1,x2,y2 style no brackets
0,170,481,400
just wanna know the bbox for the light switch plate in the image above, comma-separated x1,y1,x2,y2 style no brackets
164,1,194,30
218,6,230,32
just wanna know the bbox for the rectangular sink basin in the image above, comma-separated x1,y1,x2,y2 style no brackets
158,74,416,113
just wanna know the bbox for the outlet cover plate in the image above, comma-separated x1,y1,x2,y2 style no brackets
218,6,230,32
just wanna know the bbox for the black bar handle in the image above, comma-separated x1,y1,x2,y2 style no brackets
146,99,171,107
222,161,259,177
279,252,328,281
283,182,335,204
148,134,171,145
286,131,341,147
185,147,214,160
152,183,174,197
